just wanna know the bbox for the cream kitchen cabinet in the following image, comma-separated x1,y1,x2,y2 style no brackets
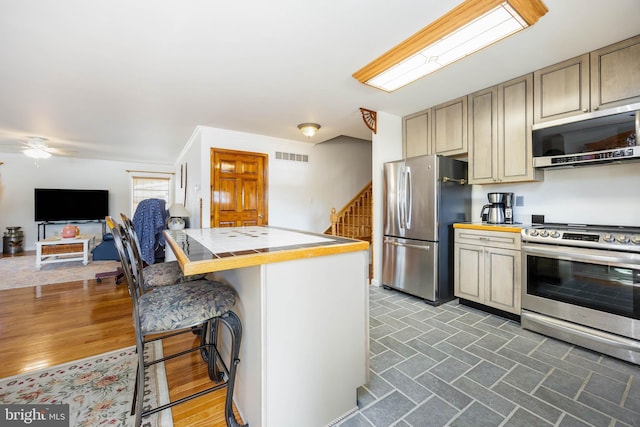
403,109,432,158
468,74,542,184
534,34,640,124
590,35,640,111
454,228,521,315
432,96,467,156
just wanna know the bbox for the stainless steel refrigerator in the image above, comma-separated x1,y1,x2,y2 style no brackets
382,154,470,304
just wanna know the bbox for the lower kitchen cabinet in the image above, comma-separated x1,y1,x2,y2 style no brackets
454,228,521,315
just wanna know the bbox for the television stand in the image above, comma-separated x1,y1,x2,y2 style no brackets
37,220,106,240
35,234,96,270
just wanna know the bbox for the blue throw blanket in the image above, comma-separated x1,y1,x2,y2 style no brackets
132,199,169,265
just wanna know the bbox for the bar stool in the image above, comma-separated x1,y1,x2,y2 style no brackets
120,213,205,290
107,216,247,427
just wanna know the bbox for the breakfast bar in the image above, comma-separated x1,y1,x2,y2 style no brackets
164,226,370,427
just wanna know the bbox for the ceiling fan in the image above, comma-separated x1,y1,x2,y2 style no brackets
22,137,54,159
0,136,75,159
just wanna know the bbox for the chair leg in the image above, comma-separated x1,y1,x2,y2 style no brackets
132,342,146,427
217,311,247,427
135,312,247,427
205,318,224,381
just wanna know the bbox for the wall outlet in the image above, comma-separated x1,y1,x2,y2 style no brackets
515,196,524,206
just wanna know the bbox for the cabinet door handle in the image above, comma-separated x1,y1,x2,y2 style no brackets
442,176,466,185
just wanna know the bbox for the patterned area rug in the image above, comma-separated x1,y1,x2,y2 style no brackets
0,255,121,290
0,343,172,427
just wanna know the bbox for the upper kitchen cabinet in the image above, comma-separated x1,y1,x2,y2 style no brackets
534,35,640,123
533,54,589,123
468,74,542,184
432,96,467,156
468,86,497,184
590,35,640,111
403,109,432,158
498,74,542,183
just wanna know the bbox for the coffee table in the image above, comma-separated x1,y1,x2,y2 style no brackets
35,234,96,270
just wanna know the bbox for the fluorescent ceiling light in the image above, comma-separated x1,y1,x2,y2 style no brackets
353,0,548,92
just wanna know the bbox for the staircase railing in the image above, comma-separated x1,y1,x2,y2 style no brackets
325,181,373,280
326,181,372,241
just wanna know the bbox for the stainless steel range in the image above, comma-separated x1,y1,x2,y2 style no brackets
520,223,640,364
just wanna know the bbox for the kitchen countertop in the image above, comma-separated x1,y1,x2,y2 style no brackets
164,225,369,276
453,222,524,233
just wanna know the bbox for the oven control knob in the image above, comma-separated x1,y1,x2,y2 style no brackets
616,234,630,244
602,233,615,242
631,235,640,245
528,229,539,237
539,230,549,237
550,231,561,238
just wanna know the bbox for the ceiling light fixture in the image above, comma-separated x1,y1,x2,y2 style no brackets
297,123,321,138
23,147,52,159
22,137,52,159
352,0,548,92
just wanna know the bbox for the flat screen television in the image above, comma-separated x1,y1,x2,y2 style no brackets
34,188,109,222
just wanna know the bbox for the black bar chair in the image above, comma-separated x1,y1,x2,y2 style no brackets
106,216,247,427
120,213,205,290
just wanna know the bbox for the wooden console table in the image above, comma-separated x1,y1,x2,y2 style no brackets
35,234,96,270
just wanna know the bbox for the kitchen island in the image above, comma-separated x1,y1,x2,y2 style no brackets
164,226,370,427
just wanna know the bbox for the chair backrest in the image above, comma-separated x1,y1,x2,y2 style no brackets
121,213,146,268
106,216,145,300
132,199,169,265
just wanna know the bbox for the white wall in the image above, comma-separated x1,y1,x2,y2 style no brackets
182,126,372,233
370,112,403,286
0,153,175,250
473,161,640,226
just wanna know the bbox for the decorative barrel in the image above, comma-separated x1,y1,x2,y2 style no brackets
3,226,24,254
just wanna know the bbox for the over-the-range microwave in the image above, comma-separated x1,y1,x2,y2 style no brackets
532,103,640,168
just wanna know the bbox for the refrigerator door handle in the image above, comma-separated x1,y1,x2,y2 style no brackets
405,167,412,229
398,167,405,230
384,238,431,251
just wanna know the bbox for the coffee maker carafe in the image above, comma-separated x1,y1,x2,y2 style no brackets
480,192,512,224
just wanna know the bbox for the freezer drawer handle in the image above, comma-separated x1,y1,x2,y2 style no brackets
384,239,431,251
442,176,466,185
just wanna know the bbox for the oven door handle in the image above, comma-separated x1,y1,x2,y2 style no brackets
522,244,640,270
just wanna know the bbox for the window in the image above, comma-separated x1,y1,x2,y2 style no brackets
130,175,171,215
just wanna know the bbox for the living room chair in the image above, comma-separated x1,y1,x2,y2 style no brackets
106,216,247,427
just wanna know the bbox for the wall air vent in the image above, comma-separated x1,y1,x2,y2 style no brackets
275,152,309,162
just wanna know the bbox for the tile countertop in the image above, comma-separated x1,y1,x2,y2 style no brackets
453,222,525,233
164,225,370,275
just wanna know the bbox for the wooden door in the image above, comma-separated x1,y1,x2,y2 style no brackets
211,148,268,227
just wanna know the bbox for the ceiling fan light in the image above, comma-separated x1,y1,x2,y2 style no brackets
23,148,52,159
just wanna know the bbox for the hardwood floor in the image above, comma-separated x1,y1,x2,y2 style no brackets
0,252,243,426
